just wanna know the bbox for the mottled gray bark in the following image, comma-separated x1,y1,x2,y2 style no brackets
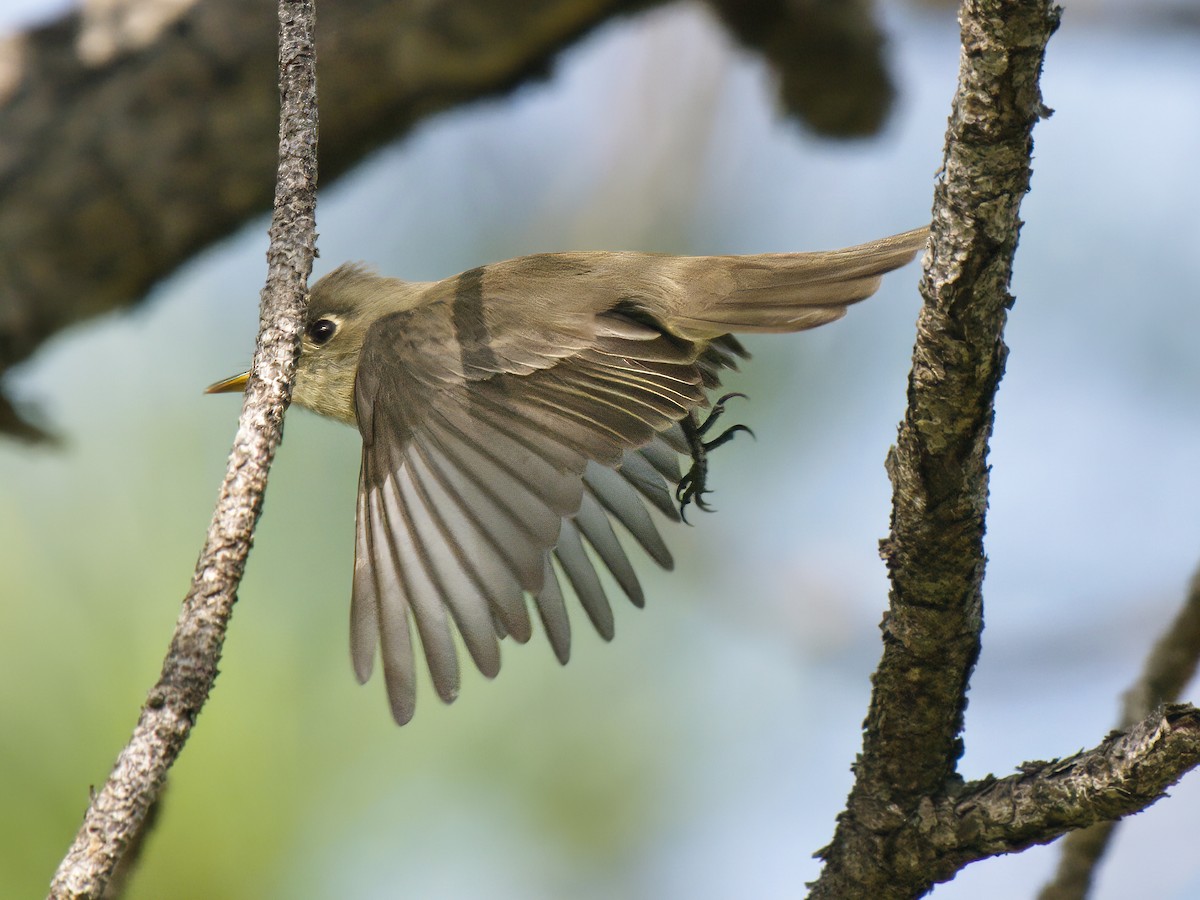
46,0,318,895
912,707,1200,882
0,0,897,441
812,3,1200,895
811,0,1063,895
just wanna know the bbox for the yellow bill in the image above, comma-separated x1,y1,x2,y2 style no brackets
205,372,249,394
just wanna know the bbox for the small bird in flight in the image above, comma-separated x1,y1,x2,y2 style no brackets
209,226,928,724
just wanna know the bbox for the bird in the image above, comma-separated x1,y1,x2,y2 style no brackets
208,226,928,724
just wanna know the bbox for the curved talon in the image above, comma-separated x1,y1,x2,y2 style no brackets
675,476,690,503
702,423,754,453
676,473,715,524
697,392,749,437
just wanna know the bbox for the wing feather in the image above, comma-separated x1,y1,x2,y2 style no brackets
583,461,674,569
574,492,644,607
533,557,571,665
376,467,460,705
554,520,614,641
364,483,417,725
615,444,681,521
411,428,547,600
351,472,380,683
405,439,532,642
352,316,710,721
402,447,511,673
422,417,563,547
637,433,687,484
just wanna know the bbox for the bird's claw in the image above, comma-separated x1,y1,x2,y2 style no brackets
701,422,754,452
696,392,748,437
675,471,714,524
677,393,753,523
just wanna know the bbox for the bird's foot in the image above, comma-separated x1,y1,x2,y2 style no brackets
677,393,754,523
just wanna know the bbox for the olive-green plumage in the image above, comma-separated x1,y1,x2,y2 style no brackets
210,227,928,724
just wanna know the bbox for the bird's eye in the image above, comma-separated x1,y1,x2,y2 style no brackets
307,318,338,345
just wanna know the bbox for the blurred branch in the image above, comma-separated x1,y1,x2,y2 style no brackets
0,0,902,440
46,0,318,895
1039,563,1200,900
0,386,57,443
811,0,1061,896
707,0,894,135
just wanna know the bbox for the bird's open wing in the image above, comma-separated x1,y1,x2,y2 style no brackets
350,228,925,724
352,283,722,725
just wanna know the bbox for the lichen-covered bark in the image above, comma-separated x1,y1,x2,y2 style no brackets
46,1,318,895
810,1,1062,896
920,707,1200,883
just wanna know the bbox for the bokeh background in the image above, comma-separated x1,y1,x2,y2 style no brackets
3,1,1199,897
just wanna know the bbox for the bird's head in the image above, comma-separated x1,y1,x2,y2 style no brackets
205,263,414,426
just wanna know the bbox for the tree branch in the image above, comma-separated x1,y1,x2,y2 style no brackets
46,1,318,896
0,0,901,440
1039,563,1200,900
709,0,894,136
0,0,645,440
810,1,1061,896
910,706,1200,884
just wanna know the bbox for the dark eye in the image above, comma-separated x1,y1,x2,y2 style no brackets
307,318,338,345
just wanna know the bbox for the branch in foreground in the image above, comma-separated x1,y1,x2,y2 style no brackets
1039,564,1200,900
811,1,1061,896
46,2,318,897
916,706,1200,884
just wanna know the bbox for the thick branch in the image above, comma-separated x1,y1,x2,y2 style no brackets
0,0,647,439
0,0,899,440
46,1,318,896
913,706,1200,884
810,1,1061,897
809,700,1200,898
1039,564,1200,900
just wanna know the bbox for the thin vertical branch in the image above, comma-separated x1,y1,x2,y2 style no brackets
47,2,318,897
810,1,1060,896
1039,563,1200,900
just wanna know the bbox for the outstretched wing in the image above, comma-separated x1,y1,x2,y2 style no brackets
350,228,925,724
352,270,723,725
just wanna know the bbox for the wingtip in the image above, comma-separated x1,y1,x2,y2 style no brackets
351,638,376,685
389,694,416,726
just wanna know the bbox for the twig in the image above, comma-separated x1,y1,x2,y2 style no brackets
46,1,318,897
809,1,1061,896
1039,564,1200,900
